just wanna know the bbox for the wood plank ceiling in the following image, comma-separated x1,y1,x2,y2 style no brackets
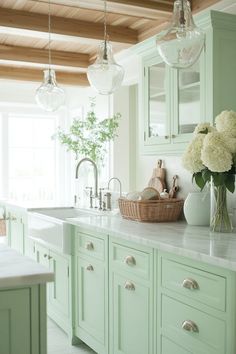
0,0,221,86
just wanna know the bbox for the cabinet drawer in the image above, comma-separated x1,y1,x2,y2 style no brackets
77,231,105,261
162,295,225,354
111,242,151,280
161,257,226,311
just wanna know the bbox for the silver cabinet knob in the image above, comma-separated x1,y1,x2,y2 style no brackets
182,320,199,333
171,134,176,138
124,281,135,291
86,264,94,271
43,254,48,258
48,255,52,260
182,278,199,290
85,242,94,251
124,255,136,266
164,135,169,139
11,215,17,221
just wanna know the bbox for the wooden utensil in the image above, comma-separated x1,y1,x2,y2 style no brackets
169,175,179,199
151,159,166,181
148,159,166,193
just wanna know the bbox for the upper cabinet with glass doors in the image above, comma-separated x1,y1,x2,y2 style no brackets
142,49,205,155
141,11,236,155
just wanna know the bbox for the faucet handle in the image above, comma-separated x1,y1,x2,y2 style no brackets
99,188,105,210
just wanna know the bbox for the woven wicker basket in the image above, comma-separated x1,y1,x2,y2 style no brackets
118,198,184,222
0,219,6,236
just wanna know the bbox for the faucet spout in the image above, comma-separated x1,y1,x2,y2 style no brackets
75,158,98,198
108,177,122,197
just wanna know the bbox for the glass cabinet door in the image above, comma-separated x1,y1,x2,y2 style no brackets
144,56,170,145
172,53,205,143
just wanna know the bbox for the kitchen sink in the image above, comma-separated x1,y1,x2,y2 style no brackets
27,207,119,255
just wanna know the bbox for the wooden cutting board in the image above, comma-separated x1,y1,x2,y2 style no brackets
148,160,166,193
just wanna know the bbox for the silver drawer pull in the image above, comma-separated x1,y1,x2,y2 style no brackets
124,255,136,266
182,278,199,290
124,281,135,291
11,216,17,221
182,320,199,333
85,242,94,250
86,264,94,271
48,255,53,260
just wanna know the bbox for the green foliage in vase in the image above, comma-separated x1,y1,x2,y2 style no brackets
53,99,121,164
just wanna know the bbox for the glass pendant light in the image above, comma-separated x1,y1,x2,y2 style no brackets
35,0,65,111
87,0,124,95
156,0,205,69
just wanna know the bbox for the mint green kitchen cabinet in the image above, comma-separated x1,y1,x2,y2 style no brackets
74,228,109,354
34,242,71,334
140,11,236,155
0,284,47,354
5,206,26,254
109,239,154,354
157,251,236,354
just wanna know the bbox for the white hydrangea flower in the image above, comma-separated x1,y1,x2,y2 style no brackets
203,131,236,154
194,123,216,135
201,145,232,172
182,134,205,173
215,110,236,137
221,132,236,153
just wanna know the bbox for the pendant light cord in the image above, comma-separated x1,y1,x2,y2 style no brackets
104,0,107,41
103,0,108,60
180,0,186,26
48,0,52,71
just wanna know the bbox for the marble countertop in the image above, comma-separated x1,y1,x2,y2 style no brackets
0,199,72,211
67,214,236,271
0,244,54,289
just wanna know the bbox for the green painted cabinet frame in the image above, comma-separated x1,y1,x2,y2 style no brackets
140,10,236,155
0,284,47,354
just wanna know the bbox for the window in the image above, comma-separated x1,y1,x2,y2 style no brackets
8,114,56,202
0,108,67,204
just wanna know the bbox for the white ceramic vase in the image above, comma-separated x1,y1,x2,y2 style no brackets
184,191,210,226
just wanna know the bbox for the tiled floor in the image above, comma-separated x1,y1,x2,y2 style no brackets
47,317,96,354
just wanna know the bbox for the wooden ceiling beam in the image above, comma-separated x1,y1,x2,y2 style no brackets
34,0,173,19
0,66,89,86
0,44,89,68
0,7,138,44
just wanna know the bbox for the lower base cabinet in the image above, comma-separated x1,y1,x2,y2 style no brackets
157,251,236,354
74,229,109,354
0,284,47,354
34,243,71,335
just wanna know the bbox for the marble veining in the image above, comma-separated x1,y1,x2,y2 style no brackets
66,215,236,271
0,244,54,288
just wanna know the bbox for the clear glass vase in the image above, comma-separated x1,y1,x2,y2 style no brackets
210,182,233,233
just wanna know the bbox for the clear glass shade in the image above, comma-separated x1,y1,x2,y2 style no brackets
87,41,124,95
35,69,65,112
156,0,205,68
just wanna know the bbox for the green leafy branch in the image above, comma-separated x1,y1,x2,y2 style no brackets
53,99,121,164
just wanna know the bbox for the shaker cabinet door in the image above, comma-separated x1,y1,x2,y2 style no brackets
76,256,106,348
111,273,152,354
48,251,70,319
